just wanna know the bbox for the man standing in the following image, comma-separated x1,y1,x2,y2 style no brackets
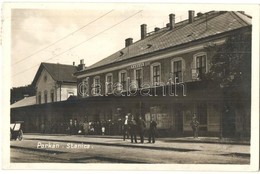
138,116,146,143
129,115,137,143
123,114,130,141
190,113,200,138
148,117,157,143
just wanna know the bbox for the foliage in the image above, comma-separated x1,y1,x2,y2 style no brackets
206,30,251,89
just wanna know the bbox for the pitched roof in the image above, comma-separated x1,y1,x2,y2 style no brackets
11,96,36,108
79,11,251,72
32,63,77,87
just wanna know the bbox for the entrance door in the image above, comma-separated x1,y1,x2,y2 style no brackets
197,103,208,133
175,104,183,133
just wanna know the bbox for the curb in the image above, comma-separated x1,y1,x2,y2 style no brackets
25,134,250,146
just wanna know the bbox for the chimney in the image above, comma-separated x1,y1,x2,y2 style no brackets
169,14,175,30
189,10,195,23
166,23,170,28
125,38,133,47
78,59,85,71
141,24,147,39
73,62,75,66
154,27,160,32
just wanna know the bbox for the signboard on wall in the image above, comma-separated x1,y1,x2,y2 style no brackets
157,113,172,129
148,106,173,129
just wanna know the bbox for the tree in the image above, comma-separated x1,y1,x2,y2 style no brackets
206,28,251,138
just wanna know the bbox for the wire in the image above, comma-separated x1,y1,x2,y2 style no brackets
12,10,143,78
12,10,114,65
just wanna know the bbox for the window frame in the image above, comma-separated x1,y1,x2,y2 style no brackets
105,73,113,94
38,91,41,104
93,76,101,95
193,52,207,79
44,90,48,103
118,70,128,91
171,57,185,83
134,68,143,89
50,89,54,102
150,62,161,87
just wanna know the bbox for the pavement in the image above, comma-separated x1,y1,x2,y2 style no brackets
10,133,249,154
11,134,251,164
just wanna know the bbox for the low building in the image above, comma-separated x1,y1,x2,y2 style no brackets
31,62,78,104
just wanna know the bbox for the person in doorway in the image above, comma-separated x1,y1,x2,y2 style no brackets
190,113,200,138
137,116,146,143
83,121,89,136
129,115,137,143
148,117,157,143
123,113,130,141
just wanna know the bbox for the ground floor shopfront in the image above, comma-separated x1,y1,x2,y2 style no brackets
11,83,250,138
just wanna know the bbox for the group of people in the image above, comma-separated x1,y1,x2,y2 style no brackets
122,113,157,143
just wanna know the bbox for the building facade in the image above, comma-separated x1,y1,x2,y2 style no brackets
32,62,78,104
11,10,251,138
73,10,251,137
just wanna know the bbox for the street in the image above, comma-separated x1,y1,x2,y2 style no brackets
10,134,250,164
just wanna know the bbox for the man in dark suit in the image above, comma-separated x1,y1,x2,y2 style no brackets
137,116,146,143
148,117,157,143
129,115,137,143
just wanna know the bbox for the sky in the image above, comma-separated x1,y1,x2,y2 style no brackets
10,3,254,87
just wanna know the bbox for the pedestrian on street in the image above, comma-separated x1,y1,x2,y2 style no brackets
148,117,157,143
129,115,137,143
190,113,200,138
138,116,146,143
123,114,130,141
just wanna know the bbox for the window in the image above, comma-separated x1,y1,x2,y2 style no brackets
67,91,74,98
195,54,207,79
106,73,113,94
38,92,41,104
134,68,143,88
119,70,127,91
44,75,47,82
81,77,89,97
93,76,101,95
171,58,185,83
51,90,54,102
44,91,47,103
151,63,161,86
